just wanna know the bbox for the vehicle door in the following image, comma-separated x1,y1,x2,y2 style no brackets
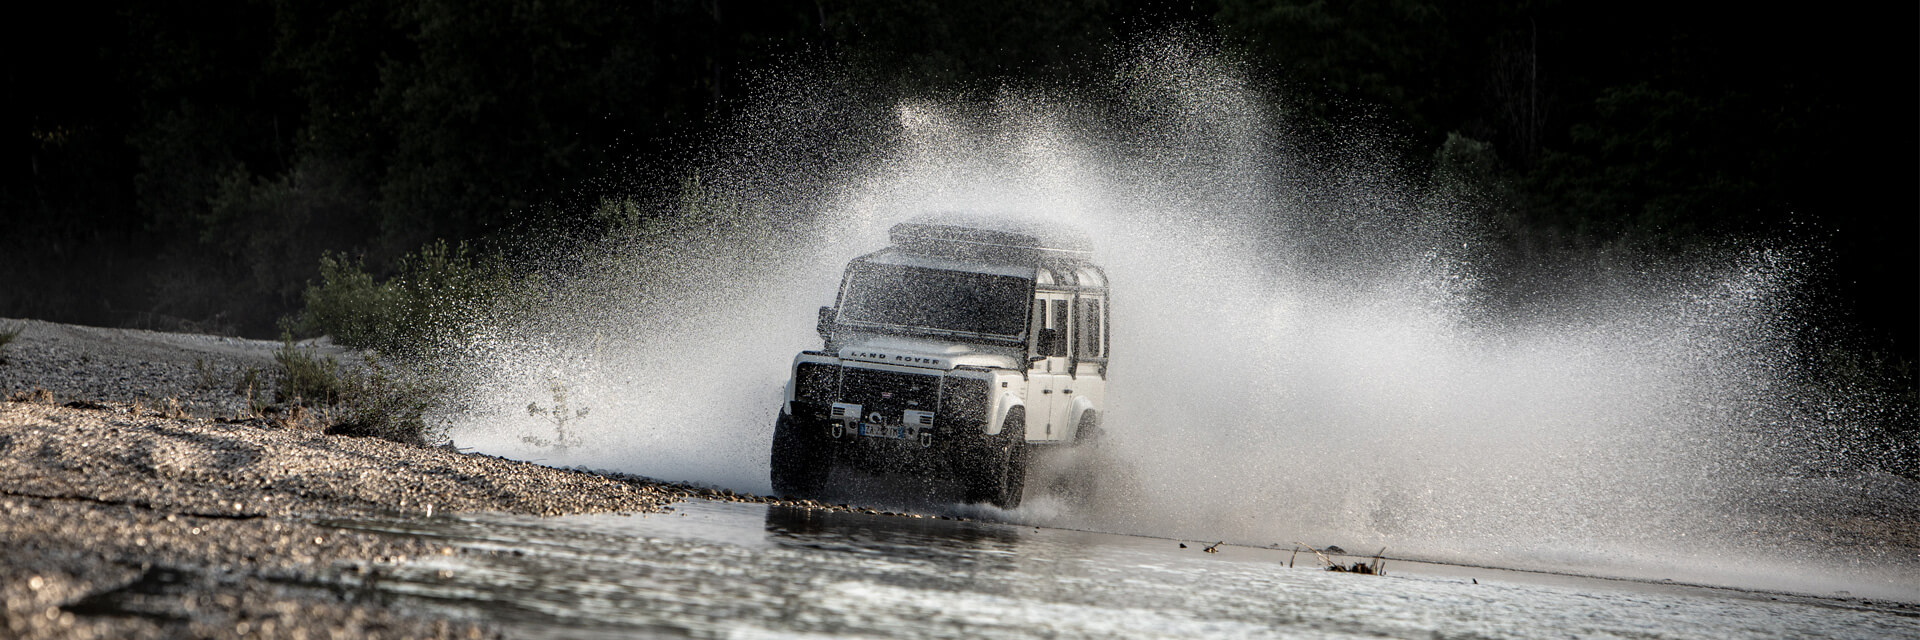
1067,293,1107,439
1028,290,1073,441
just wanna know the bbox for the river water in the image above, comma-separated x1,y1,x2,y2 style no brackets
328,499,1917,638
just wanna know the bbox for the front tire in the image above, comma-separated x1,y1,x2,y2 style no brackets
963,410,1029,509
770,411,830,497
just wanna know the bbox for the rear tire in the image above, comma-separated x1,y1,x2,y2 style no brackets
963,410,1029,509
770,411,830,497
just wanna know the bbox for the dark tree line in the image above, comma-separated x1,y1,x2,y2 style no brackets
1220,1,1915,360
6,1,1914,373
5,0,1163,335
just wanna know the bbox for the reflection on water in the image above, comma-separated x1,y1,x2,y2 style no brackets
327,501,1918,639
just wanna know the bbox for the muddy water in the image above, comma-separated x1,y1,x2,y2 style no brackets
329,500,1917,638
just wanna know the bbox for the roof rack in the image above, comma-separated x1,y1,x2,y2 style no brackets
889,215,1093,264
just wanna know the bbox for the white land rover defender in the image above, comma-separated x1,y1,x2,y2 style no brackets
771,217,1110,508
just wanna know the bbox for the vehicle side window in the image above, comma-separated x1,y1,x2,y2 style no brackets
1077,298,1102,358
1052,299,1069,356
1032,299,1052,357
1035,297,1071,357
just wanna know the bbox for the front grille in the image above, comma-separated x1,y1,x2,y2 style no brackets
794,362,839,405
840,367,940,421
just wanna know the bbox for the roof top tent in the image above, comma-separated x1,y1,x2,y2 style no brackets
885,215,1106,289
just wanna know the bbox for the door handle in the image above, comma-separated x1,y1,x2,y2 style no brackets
1041,389,1052,394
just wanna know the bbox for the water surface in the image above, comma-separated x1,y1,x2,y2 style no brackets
332,500,1919,638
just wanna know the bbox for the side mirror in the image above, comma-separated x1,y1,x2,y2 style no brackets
817,306,837,338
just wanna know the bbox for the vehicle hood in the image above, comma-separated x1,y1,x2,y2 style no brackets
835,333,1022,371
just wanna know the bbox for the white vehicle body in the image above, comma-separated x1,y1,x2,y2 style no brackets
770,217,1109,507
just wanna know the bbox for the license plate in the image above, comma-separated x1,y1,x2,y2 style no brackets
859,423,905,439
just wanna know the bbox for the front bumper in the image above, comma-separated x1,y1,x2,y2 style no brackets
790,402,990,474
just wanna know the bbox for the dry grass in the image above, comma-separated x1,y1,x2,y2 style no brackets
1326,556,1387,575
1292,542,1388,576
126,397,190,419
8,388,55,403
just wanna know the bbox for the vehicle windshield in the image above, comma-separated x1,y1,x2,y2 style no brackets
839,264,1030,337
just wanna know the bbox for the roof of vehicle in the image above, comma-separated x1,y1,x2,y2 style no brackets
862,250,1037,279
854,249,1108,289
888,213,1094,264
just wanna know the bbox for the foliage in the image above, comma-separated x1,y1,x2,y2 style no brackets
191,358,220,390
298,239,517,357
7,1,1208,337
524,380,588,453
273,339,445,446
274,340,348,406
234,366,268,415
9,2,1907,328
298,253,400,351
200,157,376,307
1221,0,1912,375
0,323,21,352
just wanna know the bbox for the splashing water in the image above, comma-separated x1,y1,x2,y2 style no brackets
444,36,1918,599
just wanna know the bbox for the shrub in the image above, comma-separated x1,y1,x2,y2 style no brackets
297,239,515,357
0,322,21,352
273,339,445,446
298,253,401,352
524,380,588,452
274,340,347,405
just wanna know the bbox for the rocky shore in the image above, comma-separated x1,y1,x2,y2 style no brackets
0,397,678,639
0,319,331,419
0,318,957,638
0,320,687,638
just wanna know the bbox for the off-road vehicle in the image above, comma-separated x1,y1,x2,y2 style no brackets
770,217,1110,508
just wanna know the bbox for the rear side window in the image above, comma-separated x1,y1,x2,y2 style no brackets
1078,299,1103,358
1031,299,1048,352
1035,298,1070,357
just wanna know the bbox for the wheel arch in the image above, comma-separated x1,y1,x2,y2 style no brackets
989,393,1026,435
1066,398,1099,440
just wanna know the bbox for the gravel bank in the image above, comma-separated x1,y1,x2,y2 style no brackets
0,318,349,418
0,319,680,637
0,398,673,639
0,318,938,638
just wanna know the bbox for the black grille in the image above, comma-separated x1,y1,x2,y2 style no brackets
840,367,939,419
794,363,839,405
